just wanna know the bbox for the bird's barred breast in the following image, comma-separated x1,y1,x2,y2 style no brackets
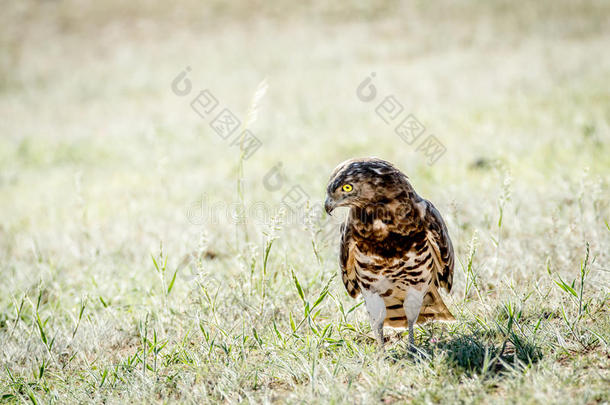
353,244,434,299
351,227,438,327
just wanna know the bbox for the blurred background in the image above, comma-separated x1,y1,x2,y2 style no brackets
2,0,608,251
0,0,608,402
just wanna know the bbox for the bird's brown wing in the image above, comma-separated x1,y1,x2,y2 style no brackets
339,222,360,298
423,200,454,292
404,200,455,324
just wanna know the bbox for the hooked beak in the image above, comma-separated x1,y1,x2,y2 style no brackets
324,197,335,215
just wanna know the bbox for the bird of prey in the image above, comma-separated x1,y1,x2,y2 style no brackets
324,157,454,349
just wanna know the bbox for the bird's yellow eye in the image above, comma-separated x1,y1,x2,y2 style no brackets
342,184,353,192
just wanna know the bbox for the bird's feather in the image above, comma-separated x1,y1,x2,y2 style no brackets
339,222,360,298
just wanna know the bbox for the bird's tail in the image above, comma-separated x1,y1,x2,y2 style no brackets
383,284,454,328
417,284,455,323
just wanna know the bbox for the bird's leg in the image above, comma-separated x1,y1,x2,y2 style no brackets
403,287,425,353
362,290,386,350
375,322,384,349
408,320,415,348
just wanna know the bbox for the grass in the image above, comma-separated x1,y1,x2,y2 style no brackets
1,0,609,403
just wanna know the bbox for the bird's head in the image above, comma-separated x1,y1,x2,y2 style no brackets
324,157,410,215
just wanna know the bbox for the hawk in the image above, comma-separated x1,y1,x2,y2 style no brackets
324,157,454,349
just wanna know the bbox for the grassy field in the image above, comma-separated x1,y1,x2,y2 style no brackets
1,0,609,403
